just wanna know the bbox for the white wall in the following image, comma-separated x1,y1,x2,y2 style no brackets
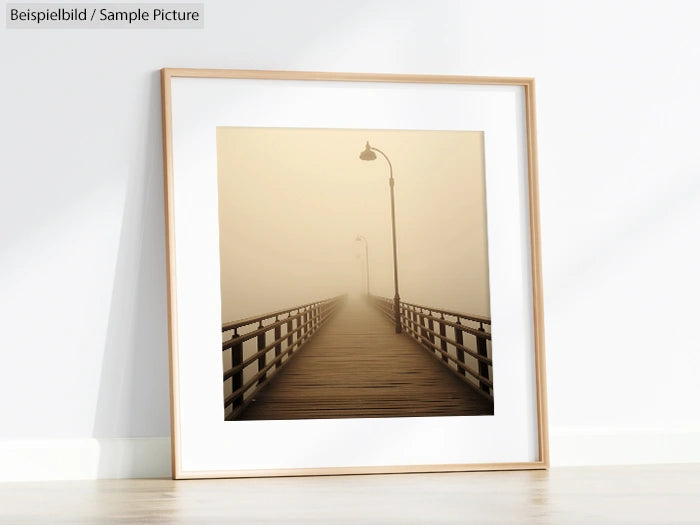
1,0,699,480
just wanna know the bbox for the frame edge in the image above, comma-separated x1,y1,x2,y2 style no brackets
524,78,550,468
161,69,548,477
160,67,534,87
160,67,182,480
175,461,549,480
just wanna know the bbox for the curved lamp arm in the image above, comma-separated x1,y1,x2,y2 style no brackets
369,146,394,182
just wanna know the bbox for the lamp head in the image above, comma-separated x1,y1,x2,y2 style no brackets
359,141,376,161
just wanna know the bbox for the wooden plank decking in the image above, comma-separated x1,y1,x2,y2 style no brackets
238,298,494,420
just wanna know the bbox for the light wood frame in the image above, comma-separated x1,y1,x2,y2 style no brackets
161,68,548,479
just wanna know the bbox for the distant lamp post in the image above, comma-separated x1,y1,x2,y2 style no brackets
355,235,370,297
359,141,401,334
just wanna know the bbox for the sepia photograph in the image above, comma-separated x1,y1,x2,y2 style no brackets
218,127,494,421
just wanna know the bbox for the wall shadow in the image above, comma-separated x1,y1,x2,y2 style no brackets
93,70,170,476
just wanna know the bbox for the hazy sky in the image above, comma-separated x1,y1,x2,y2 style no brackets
217,127,490,322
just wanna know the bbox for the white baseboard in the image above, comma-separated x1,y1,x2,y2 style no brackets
550,427,700,466
1,430,699,481
0,437,171,482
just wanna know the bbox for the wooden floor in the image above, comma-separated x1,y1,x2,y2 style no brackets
1,465,699,523
239,298,493,420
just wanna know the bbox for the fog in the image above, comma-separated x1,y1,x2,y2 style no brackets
217,127,490,322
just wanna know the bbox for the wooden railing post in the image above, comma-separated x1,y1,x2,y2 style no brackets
454,323,466,377
439,314,448,363
477,324,490,393
257,323,266,385
274,318,282,369
286,314,293,354
231,336,244,409
411,307,418,340
419,310,428,346
295,310,303,348
303,308,309,341
427,312,436,351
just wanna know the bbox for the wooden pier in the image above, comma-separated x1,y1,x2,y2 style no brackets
237,298,494,420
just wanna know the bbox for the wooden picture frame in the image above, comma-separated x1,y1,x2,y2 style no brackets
161,69,548,479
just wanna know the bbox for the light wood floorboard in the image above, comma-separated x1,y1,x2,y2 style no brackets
0,465,699,523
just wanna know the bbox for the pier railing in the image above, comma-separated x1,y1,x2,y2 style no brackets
222,294,346,420
369,295,493,403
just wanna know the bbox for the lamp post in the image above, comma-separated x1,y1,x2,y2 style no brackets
359,141,402,334
355,235,370,297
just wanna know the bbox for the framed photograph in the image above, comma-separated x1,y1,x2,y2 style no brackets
161,69,548,479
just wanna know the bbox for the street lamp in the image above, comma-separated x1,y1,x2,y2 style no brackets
359,141,402,334
355,235,370,297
